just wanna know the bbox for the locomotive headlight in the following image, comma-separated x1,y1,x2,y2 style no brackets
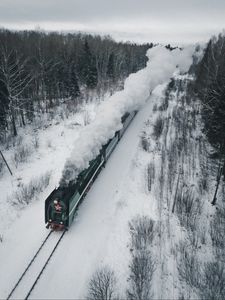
49,219,52,222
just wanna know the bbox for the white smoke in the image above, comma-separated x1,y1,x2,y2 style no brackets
60,45,195,186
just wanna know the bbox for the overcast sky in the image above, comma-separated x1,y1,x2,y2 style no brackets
0,0,224,44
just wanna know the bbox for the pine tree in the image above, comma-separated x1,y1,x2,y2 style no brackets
82,40,98,89
69,66,80,99
107,52,115,81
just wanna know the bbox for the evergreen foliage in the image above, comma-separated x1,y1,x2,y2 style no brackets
81,40,98,88
106,53,115,80
69,66,80,98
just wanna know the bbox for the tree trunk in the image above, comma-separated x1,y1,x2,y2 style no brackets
212,167,223,205
20,110,25,126
12,113,17,136
222,160,225,181
0,150,13,175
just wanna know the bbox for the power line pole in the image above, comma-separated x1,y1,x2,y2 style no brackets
211,141,225,206
0,150,13,176
172,167,181,213
211,165,223,206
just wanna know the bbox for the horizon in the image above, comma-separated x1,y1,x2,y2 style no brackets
0,0,224,45
0,25,222,47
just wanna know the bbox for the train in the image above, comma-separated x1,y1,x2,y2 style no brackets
45,111,137,230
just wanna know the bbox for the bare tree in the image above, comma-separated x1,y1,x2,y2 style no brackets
129,216,154,251
127,216,155,300
127,250,155,300
9,171,51,206
177,242,201,289
178,241,225,299
175,185,202,232
0,48,33,135
200,261,225,300
87,266,117,300
141,131,150,152
152,116,164,140
147,162,155,192
210,206,225,259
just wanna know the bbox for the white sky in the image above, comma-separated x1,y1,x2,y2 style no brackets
0,0,224,44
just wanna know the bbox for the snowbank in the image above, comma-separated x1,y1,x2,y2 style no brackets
60,45,194,186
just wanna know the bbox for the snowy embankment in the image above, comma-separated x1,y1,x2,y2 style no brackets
0,102,99,235
139,75,223,299
30,91,159,299
0,99,105,298
0,46,197,299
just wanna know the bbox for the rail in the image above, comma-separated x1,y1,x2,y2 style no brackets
7,230,66,300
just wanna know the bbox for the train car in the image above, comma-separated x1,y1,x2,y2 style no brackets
45,111,137,230
118,111,136,139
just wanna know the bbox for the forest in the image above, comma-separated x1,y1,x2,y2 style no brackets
191,34,225,183
0,29,152,139
193,34,225,155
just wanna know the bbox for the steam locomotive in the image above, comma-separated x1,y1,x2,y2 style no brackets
45,111,136,230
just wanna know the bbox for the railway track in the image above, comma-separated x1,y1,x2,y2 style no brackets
7,230,66,300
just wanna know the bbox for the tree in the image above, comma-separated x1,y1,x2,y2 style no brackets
106,52,115,81
193,34,225,203
0,48,33,135
127,251,155,300
87,266,116,300
81,40,98,89
0,73,9,133
68,64,80,99
127,216,155,300
0,29,152,136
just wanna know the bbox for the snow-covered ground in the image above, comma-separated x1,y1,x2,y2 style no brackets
32,92,160,299
0,101,99,235
2,45,218,299
139,75,222,299
0,84,164,299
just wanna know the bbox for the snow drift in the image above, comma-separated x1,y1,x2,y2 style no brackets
60,45,194,186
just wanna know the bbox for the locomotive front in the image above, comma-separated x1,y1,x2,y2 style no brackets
45,189,68,230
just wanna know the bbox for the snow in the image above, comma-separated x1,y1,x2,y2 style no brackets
8,231,64,300
33,90,163,299
0,101,103,298
13,91,158,299
0,102,99,234
0,78,178,299
60,45,195,186
143,74,218,299
0,82,165,299
2,45,218,299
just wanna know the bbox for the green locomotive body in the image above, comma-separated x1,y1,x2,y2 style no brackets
45,111,136,230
